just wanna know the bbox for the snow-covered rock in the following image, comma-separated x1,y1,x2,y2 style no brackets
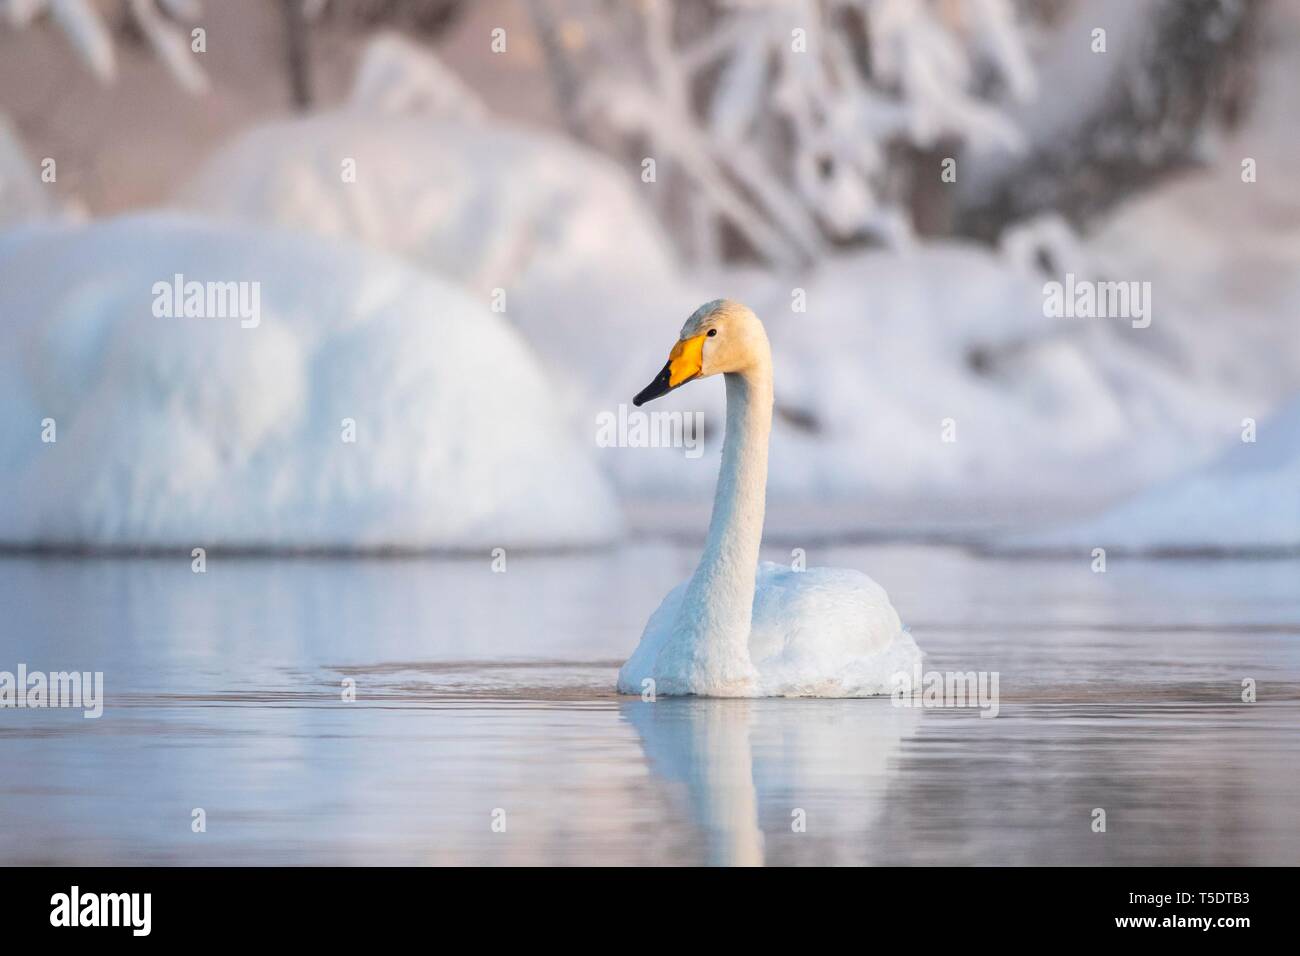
582,238,1234,522
169,107,1239,519
1012,0,1300,407
1078,142,1300,405
347,32,487,121
171,109,698,427
729,243,1230,502
169,109,720,497
979,1,1300,550
173,112,681,323
0,214,621,551
997,396,1300,555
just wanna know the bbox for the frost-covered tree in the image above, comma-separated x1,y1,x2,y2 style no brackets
278,1,466,107
957,0,1260,240
1,0,210,92
528,0,1036,267
1,1,469,106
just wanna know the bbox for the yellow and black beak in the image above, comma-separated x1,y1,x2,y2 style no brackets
633,333,706,406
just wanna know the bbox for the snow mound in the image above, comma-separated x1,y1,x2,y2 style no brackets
999,397,1300,555
988,2,1300,553
0,214,621,551
726,244,1230,503
347,32,487,121
1066,0,1300,405
173,112,680,313
584,240,1236,515
171,109,714,501
170,111,1235,516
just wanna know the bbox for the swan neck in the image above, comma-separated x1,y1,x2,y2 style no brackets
681,363,772,649
704,369,772,563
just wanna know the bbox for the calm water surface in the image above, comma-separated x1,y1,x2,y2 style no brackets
1,543,1297,865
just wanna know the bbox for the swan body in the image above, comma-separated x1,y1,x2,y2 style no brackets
619,561,922,697
617,300,922,698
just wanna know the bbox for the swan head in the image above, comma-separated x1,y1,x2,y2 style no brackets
633,299,767,406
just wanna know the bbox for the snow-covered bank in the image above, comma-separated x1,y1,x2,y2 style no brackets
158,24,1296,522
995,396,1300,555
0,214,621,551
989,1,1300,554
172,108,711,450
719,243,1233,505
172,105,1236,511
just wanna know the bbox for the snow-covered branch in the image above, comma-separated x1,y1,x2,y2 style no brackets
531,0,1036,266
2,0,209,92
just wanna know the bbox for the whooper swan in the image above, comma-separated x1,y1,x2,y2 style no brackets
618,300,922,698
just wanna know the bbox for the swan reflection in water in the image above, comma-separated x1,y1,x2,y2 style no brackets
620,696,919,866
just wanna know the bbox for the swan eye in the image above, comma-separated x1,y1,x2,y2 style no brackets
707,329,717,337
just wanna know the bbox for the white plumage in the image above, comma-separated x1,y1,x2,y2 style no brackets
619,561,922,698
618,300,923,697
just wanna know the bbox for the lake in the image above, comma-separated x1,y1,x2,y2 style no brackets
1,541,1297,865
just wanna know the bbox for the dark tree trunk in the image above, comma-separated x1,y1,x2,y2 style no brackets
281,0,314,110
956,0,1261,241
